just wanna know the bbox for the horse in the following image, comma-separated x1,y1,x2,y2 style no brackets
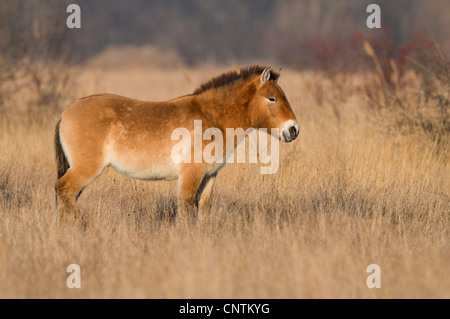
54,66,299,223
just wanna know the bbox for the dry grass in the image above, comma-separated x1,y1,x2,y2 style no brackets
0,65,448,298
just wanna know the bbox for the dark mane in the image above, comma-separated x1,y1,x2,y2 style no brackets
193,65,279,95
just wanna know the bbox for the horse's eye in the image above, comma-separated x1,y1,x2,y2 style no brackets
267,97,277,103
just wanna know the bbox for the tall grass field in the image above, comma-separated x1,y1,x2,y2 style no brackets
0,60,448,298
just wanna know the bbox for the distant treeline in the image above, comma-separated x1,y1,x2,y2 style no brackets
1,0,449,67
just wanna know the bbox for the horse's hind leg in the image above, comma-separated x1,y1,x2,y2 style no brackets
55,165,104,222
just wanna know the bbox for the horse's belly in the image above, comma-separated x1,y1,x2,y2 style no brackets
108,151,179,181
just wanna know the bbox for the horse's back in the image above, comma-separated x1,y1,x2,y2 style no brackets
63,93,142,121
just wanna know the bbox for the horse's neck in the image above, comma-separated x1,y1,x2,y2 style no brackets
196,83,254,131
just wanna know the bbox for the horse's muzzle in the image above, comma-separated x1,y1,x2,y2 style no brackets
281,120,299,143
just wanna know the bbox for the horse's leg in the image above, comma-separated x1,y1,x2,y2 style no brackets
55,169,83,222
55,164,104,223
197,174,217,221
177,165,205,225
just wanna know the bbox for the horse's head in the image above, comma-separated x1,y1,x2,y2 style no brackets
247,67,299,143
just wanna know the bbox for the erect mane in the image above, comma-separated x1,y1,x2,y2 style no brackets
193,65,280,95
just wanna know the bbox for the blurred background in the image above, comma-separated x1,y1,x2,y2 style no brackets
77,0,450,67
0,0,449,114
0,1,449,299
2,0,449,65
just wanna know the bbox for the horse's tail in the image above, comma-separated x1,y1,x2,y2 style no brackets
55,118,69,180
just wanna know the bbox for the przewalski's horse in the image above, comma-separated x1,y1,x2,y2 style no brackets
54,66,299,223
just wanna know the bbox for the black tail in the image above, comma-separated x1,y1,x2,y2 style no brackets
55,119,69,180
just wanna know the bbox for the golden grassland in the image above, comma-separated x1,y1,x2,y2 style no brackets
0,65,448,298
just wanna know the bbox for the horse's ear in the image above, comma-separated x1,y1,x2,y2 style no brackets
260,67,271,86
275,68,282,83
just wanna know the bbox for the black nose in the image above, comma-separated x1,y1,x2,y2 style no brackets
289,125,298,138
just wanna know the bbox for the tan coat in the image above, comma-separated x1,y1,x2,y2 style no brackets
54,66,299,223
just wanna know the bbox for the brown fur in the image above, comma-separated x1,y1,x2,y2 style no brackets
54,119,70,181
54,66,298,224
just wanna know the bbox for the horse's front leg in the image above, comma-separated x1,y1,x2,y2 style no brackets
177,165,205,226
197,174,217,222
